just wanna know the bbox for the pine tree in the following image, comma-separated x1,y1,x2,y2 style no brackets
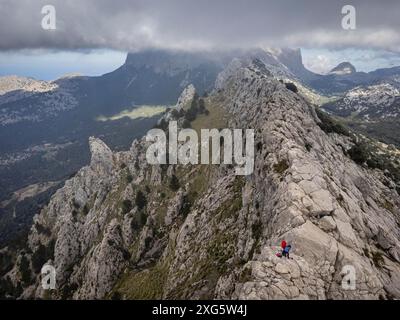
169,174,180,191
135,190,147,211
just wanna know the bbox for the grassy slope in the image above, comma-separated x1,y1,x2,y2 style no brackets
109,95,236,299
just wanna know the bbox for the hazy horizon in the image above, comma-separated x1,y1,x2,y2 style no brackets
2,47,400,81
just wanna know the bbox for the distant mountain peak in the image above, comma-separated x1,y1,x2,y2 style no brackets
329,62,356,75
275,47,320,82
0,75,56,95
57,72,83,80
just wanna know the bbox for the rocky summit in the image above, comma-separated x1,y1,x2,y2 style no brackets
329,62,357,76
1,59,400,300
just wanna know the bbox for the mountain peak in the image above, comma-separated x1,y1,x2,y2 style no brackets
88,136,114,173
329,62,356,75
175,84,196,110
4,59,400,300
275,48,320,81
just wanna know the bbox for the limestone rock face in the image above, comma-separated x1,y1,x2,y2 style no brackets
89,136,114,174
73,219,128,299
157,84,197,126
175,84,196,111
3,59,400,300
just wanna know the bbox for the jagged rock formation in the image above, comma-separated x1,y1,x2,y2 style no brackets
175,84,196,111
1,59,400,300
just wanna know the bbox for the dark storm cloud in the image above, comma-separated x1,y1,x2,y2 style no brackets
1,0,400,51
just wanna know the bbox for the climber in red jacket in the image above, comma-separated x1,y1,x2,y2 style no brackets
276,240,292,258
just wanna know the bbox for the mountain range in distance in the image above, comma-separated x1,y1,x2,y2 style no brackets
1,48,400,246
1,56,399,300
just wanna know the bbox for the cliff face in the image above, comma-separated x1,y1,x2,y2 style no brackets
2,59,400,300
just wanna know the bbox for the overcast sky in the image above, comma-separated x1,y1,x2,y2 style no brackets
1,0,400,79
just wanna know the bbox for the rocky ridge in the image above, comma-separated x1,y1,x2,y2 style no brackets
1,59,400,300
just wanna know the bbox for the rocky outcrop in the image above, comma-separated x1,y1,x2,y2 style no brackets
214,62,400,299
2,58,400,300
175,84,196,111
329,62,357,75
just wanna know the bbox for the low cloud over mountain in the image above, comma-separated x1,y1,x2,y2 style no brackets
1,0,400,52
